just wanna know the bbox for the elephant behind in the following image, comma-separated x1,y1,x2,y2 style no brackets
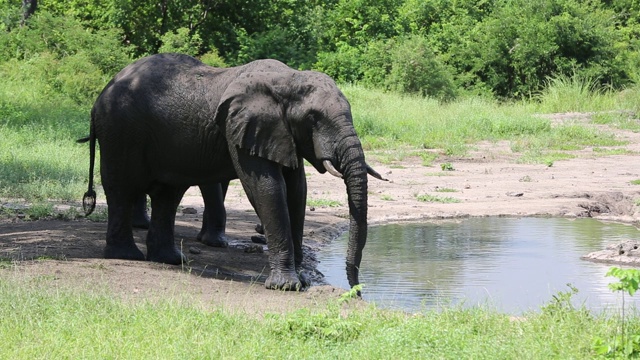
82,53,384,291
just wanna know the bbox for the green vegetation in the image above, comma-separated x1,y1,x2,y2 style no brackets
2,3,640,356
593,268,640,357
416,194,461,204
435,188,457,193
440,162,455,171
2,2,640,202
307,198,342,208
0,274,638,359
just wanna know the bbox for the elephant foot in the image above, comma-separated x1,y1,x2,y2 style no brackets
131,218,149,230
197,230,229,248
265,269,309,291
104,243,145,261
146,247,187,265
132,215,150,230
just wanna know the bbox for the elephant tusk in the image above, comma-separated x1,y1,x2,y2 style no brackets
323,160,343,178
367,164,388,181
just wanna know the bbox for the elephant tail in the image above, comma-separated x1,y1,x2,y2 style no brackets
79,117,97,216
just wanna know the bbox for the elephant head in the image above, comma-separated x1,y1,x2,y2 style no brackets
212,69,386,290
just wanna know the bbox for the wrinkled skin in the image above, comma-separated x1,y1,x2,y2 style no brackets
82,53,380,291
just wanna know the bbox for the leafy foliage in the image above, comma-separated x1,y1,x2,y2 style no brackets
607,267,640,297
1,0,639,100
593,267,640,357
158,27,202,57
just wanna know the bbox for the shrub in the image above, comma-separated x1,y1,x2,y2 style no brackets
0,10,130,105
158,27,202,57
459,0,624,98
315,45,364,84
199,49,227,68
386,35,456,101
234,26,315,68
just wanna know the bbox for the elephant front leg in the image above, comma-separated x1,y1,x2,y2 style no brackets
284,162,310,287
146,184,188,265
233,151,303,291
197,182,229,248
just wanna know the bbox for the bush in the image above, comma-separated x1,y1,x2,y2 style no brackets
158,27,202,57
315,45,365,84
199,49,227,68
317,36,456,100
458,0,624,98
234,26,315,68
385,36,456,101
0,10,131,105
54,52,106,104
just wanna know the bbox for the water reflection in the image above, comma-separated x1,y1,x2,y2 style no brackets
316,217,640,314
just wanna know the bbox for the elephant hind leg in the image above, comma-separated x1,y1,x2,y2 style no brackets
197,182,229,248
146,184,188,265
104,193,145,261
132,193,150,229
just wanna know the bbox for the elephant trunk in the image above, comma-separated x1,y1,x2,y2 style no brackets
336,135,369,290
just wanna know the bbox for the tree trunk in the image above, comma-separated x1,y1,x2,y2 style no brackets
21,0,37,26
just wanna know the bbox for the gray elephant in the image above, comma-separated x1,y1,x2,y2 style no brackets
81,53,384,291
131,183,231,248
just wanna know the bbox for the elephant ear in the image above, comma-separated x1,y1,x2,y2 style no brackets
213,74,298,168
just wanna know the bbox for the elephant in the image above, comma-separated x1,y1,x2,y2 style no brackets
131,183,231,248
80,53,385,291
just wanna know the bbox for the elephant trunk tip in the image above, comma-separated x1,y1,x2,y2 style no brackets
83,190,96,216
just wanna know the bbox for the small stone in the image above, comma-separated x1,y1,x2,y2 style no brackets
251,235,267,244
182,207,198,214
506,192,524,197
188,246,202,254
244,244,264,253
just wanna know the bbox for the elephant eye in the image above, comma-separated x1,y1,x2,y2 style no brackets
306,112,320,125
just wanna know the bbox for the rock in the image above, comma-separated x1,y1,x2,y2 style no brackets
182,207,197,214
582,240,640,266
251,235,267,244
188,246,202,254
244,244,264,253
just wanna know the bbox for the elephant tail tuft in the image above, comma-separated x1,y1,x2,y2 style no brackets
83,189,96,216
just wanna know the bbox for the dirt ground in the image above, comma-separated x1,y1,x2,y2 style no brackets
3,112,640,313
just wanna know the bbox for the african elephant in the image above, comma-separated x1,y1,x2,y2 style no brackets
131,183,230,248
81,53,384,291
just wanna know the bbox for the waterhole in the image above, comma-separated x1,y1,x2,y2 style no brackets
316,217,640,313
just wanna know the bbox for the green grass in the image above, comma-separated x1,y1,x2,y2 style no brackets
0,77,92,201
532,74,620,113
416,194,461,203
0,275,638,359
307,198,342,208
435,187,457,193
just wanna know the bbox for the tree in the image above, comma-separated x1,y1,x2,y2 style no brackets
20,0,36,25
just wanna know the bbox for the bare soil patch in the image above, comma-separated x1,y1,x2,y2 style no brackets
3,113,640,313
